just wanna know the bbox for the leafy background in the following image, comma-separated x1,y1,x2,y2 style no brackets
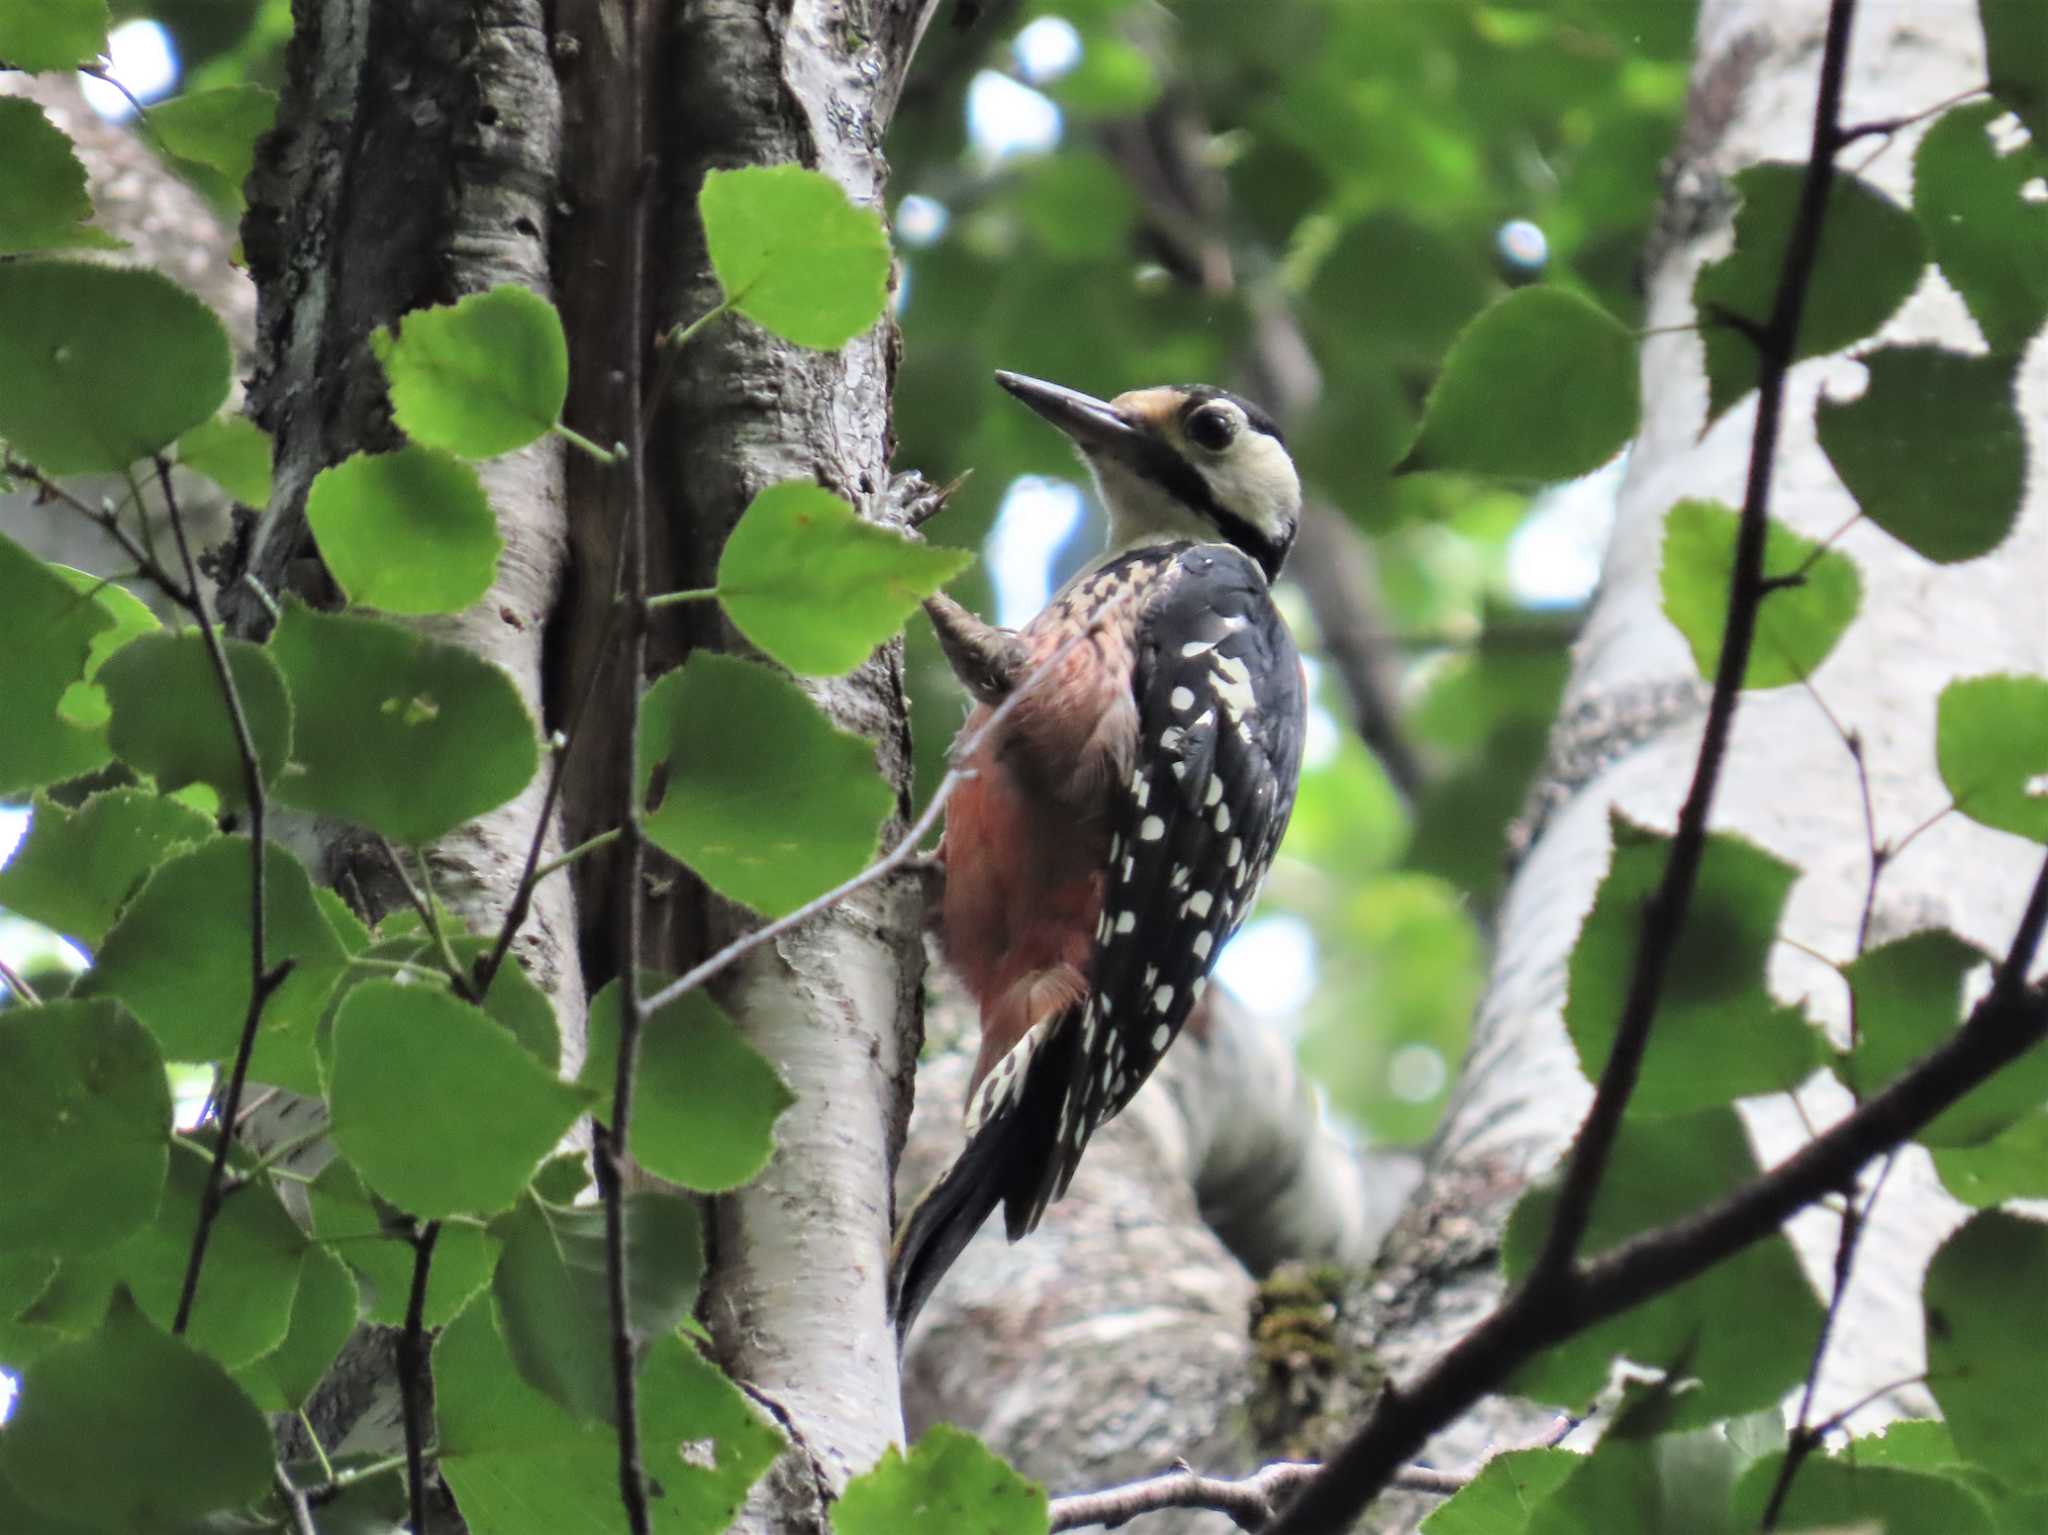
4,0,2048,1532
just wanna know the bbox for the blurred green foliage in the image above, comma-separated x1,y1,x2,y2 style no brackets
889,0,1692,1143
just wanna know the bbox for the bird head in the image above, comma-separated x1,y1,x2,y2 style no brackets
994,371,1300,581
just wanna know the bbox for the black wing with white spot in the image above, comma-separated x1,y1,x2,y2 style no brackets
1015,543,1305,1234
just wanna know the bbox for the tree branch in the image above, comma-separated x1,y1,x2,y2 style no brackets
599,0,658,1526
1270,850,2048,1534
399,1220,442,1535
152,456,294,1337
1531,0,1864,1285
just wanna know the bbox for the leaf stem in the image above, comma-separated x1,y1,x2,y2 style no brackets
531,827,623,886
399,1220,441,1535
644,586,719,610
553,422,624,464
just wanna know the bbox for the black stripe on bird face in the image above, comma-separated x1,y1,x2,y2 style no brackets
1124,433,1288,582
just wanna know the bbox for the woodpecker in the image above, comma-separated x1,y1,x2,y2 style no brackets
889,370,1306,1334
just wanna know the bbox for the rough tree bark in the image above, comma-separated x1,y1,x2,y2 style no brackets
904,6,2046,1532
224,0,955,1526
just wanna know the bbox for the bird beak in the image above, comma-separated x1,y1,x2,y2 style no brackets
994,371,1137,455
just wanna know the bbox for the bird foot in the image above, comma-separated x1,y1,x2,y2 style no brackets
924,592,1026,706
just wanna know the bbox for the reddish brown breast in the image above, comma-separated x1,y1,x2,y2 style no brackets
937,565,1149,1100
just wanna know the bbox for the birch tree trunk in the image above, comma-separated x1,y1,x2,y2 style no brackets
222,1,942,1525
904,5,2048,1530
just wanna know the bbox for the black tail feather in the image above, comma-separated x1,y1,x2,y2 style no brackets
888,1015,1081,1338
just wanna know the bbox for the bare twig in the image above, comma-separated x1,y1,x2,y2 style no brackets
639,584,1138,1019
272,1464,318,1535
399,1220,442,1535
0,955,43,1007
373,837,477,1003
1050,1416,1579,1533
155,455,294,1337
1757,1149,1897,1529
599,1,657,1526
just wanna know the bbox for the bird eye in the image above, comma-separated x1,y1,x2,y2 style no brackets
1186,405,1238,452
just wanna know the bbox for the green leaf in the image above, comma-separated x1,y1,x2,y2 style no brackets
100,629,294,808
0,259,233,474
1566,815,1820,1116
1817,347,2025,564
307,1160,498,1327
1915,101,2048,353
1982,0,2048,144
0,1288,273,1531
716,481,973,675
0,999,169,1258
371,285,569,459
437,1294,782,1535
148,85,277,210
0,97,119,253
832,1426,1048,1535
0,788,215,947
581,975,794,1192
83,836,350,1094
1694,164,1924,422
1524,1416,1738,1535
305,444,503,614
1659,498,1861,689
175,411,274,507
1503,1106,1823,1426
1309,210,1495,363
1730,1451,1994,1534
269,599,541,844
329,981,589,1219
1926,1211,2048,1490
490,1191,706,1423
316,932,560,1078
1421,1448,1577,1534
699,164,892,350
117,1140,306,1368
639,654,891,918
1938,674,2048,843
0,533,116,795
235,1243,359,1411
1933,1111,2048,1208
1398,287,1638,480
0,0,107,70
1841,929,2048,1146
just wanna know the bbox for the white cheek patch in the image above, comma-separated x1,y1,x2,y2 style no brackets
1197,433,1301,548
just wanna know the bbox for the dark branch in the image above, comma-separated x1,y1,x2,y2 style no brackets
1531,0,1863,1284
1268,880,2048,1533
156,455,294,1337
602,0,657,1524
399,1220,442,1535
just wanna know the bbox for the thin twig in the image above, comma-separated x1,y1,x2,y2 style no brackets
0,955,43,1007
600,0,657,1526
1529,0,1864,1284
5,454,193,605
1758,1149,1897,1529
273,1464,318,1535
375,836,478,1003
640,585,1138,1019
157,456,294,1337
398,1220,442,1535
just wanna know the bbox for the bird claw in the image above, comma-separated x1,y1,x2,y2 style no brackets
885,468,970,532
